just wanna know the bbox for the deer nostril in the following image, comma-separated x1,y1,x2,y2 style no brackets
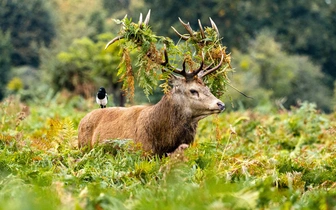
217,102,225,111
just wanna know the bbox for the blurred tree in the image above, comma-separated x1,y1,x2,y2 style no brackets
6,77,23,93
288,56,332,111
50,0,107,47
0,30,12,100
51,34,124,105
102,0,145,21
103,0,131,16
0,0,56,67
88,11,107,39
39,0,114,102
229,31,332,111
252,0,336,80
7,66,45,102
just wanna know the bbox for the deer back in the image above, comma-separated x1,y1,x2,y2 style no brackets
78,106,146,149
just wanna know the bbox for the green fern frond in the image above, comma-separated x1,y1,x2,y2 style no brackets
29,117,77,150
59,118,77,145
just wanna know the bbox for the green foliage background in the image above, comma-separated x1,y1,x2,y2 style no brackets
0,30,12,99
0,0,56,67
229,31,332,111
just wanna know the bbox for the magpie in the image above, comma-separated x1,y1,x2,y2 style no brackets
96,87,108,108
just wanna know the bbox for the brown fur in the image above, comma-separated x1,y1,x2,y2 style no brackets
78,77,224,156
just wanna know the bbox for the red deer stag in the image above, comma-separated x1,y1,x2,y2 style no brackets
78,13,227,156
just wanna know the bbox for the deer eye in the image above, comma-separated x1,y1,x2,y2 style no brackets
190,89,199,96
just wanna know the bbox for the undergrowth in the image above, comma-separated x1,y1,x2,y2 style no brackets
1,96,336,209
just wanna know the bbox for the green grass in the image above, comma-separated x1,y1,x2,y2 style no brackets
1,96,336,209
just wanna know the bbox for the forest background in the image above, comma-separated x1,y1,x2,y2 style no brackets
1,0,336,112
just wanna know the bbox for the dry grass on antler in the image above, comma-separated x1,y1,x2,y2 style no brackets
120,48,135,100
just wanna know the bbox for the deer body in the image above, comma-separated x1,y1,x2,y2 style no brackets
78,12,228,155
78,77,225,156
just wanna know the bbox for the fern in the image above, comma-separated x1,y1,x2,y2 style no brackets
30,117,77,151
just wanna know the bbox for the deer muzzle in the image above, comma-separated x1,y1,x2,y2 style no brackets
217,101,225,111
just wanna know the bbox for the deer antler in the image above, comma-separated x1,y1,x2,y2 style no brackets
171,17,220,42
143,9,151,25
105,35,125,50
106,12,225,81
157,45,205,81
198,51,224,78
209,17,220,37
139,9,151,28
162,18,224,80
169,49,224,80
156,45,224,81
198,19,205,39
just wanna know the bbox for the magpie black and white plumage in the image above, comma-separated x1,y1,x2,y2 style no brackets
96,87,108,108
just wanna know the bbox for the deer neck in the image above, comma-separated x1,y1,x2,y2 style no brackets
146,93,197,155
154,93,193,122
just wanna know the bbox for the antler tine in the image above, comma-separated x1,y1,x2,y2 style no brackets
198,19,205,39
199,51,224,78
180,59,188,78
171,26,190,40
209,17,220,37
138,13,143,26
161,44,169,66
178,17,194,37
105,35,125,50
144,9,151,25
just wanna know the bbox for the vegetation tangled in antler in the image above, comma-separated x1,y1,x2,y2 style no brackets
105,10,232,99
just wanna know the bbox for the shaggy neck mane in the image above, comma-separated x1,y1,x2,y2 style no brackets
139,92,198,155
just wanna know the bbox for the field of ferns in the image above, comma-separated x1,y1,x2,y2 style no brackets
1,94,336,210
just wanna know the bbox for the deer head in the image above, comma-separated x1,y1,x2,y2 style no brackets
167,76,225,122
156,44,225,121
